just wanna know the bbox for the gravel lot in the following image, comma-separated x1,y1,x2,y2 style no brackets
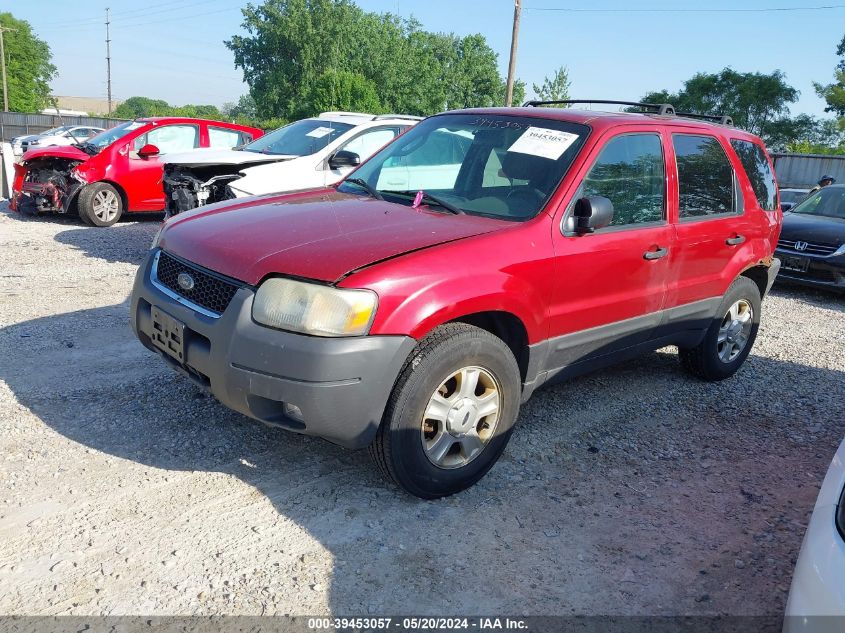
1,202,843,618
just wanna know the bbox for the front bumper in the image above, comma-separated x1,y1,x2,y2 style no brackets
774,248,845,293
130,250,416,449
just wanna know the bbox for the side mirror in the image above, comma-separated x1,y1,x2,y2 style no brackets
328,150,360,170
138,143,160,159
780,202,794,213
573,196,614,235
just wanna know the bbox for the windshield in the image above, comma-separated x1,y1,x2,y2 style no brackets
790,187,845,219
41,126,73,136
85,121,146,149
779,190,808,204
337,113,589,220
243,119,354,156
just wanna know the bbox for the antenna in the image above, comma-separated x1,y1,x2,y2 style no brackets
105,8,112,116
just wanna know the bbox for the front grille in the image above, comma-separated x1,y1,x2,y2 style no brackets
777,239,839,256
154,251,242,315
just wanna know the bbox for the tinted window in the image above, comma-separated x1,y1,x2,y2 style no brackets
730,139,776,211
791,187,845,219
345,114,588,220
580,134,665,226
674,135,735,218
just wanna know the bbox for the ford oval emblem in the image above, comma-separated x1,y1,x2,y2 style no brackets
177,272,195,291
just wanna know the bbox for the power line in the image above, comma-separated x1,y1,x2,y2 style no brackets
525,3,845,12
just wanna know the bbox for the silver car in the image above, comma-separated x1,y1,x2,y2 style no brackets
11,125,104,155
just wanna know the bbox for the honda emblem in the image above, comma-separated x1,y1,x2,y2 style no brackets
794,241,808,252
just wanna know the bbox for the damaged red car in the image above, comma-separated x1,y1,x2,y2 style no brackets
11,117,264,227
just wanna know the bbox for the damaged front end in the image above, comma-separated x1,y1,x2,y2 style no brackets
163,164,243,217
13,157,87,215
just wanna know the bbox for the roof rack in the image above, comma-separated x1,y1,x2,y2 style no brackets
521,99,733,126
319,111,375,118
373,114,424,122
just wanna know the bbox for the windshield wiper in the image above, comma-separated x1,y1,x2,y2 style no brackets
383,190,463,215
344,178,384,200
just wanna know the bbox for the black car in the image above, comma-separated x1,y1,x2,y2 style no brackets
775,184,845,292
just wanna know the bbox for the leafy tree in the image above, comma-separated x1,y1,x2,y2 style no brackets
814,35,845,117
222,94,258,120
113,96,221,120
226,0,515,119
0,12,57,112
532,66,571,103
302,69,382,115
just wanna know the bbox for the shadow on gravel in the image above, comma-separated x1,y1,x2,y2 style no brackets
53,223,161,265
2,303,843,617
770,283,845,314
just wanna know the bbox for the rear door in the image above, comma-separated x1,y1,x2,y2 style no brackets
668,132,757,309
546,127,674,370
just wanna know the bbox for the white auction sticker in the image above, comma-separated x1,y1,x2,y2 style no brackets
306,126,335,138
507,127,579,160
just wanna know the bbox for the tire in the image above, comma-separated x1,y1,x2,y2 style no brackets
78,182,123,227
678,276,761,381
369,323,522,499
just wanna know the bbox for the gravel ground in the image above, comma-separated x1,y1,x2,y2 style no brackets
0,202,843,617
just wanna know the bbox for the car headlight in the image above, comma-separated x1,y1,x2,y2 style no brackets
252,277,377,337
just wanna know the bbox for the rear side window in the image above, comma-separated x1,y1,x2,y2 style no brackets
208,126,244,149
730,139,777,211
674,134,735,218
580,133,665,226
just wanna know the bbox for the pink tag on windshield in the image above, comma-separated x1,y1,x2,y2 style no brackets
412,190,424,208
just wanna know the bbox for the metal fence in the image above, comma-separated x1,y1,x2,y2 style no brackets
0,111,129,143
771,153,845,189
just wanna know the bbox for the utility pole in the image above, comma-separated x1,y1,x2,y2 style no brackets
0,26,14,112
505,0,522,107
105,8,112,116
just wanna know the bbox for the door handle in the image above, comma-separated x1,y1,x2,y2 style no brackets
643,247,669,260
726,235,746,246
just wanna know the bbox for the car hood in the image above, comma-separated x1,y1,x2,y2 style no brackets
160,189,507,284
164,147,295,168
780,212,845,246
14,134,40,143
21,145,91,163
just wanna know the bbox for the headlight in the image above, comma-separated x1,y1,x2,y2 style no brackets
252,278,377,337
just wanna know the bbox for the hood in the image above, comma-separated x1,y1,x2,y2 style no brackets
21,145,90,163
164,147,295,168
160,189,507,284
13,134,40,143
781,212,845,247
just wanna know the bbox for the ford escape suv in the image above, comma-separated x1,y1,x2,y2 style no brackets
130,101,782,498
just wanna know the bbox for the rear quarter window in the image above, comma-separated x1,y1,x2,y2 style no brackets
730,139,777,211
673,134,737,219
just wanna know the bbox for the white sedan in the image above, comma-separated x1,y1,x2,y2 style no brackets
12,125,104,155
784,437,845,632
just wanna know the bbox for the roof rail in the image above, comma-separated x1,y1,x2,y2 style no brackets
318,111,375,118
521,99,733,126
373,114,424,121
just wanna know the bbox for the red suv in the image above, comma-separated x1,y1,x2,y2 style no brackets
11,117,263,226
129,102,782,498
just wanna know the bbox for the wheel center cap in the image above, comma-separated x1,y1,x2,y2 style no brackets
446,398,478,436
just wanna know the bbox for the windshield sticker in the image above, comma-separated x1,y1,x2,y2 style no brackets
306,126,335,138
507,127,579,160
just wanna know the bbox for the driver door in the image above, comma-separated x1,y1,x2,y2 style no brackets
124,124,199,210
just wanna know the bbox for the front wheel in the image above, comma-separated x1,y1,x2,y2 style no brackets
678,276,761,381
78,182,124,227
369,323,522,499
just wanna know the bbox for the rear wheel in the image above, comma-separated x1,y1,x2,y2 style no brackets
78,182,123,227
370,323,521,499
678,276,761,381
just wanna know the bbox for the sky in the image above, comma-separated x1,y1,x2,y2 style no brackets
3,0,843,119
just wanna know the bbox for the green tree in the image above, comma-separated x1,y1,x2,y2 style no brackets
0,12,57,112
302,69,382,115
226,0,511,119
814,35,845,117
532,66,571,103
113,96,221,120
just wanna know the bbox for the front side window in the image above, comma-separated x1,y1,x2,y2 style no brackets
341,114,589,220
578,133,665,227
208,126,244,149
338,127,400,163
730,139,776,211
134,124,199,154
242,119,354,156
674,134,735,218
